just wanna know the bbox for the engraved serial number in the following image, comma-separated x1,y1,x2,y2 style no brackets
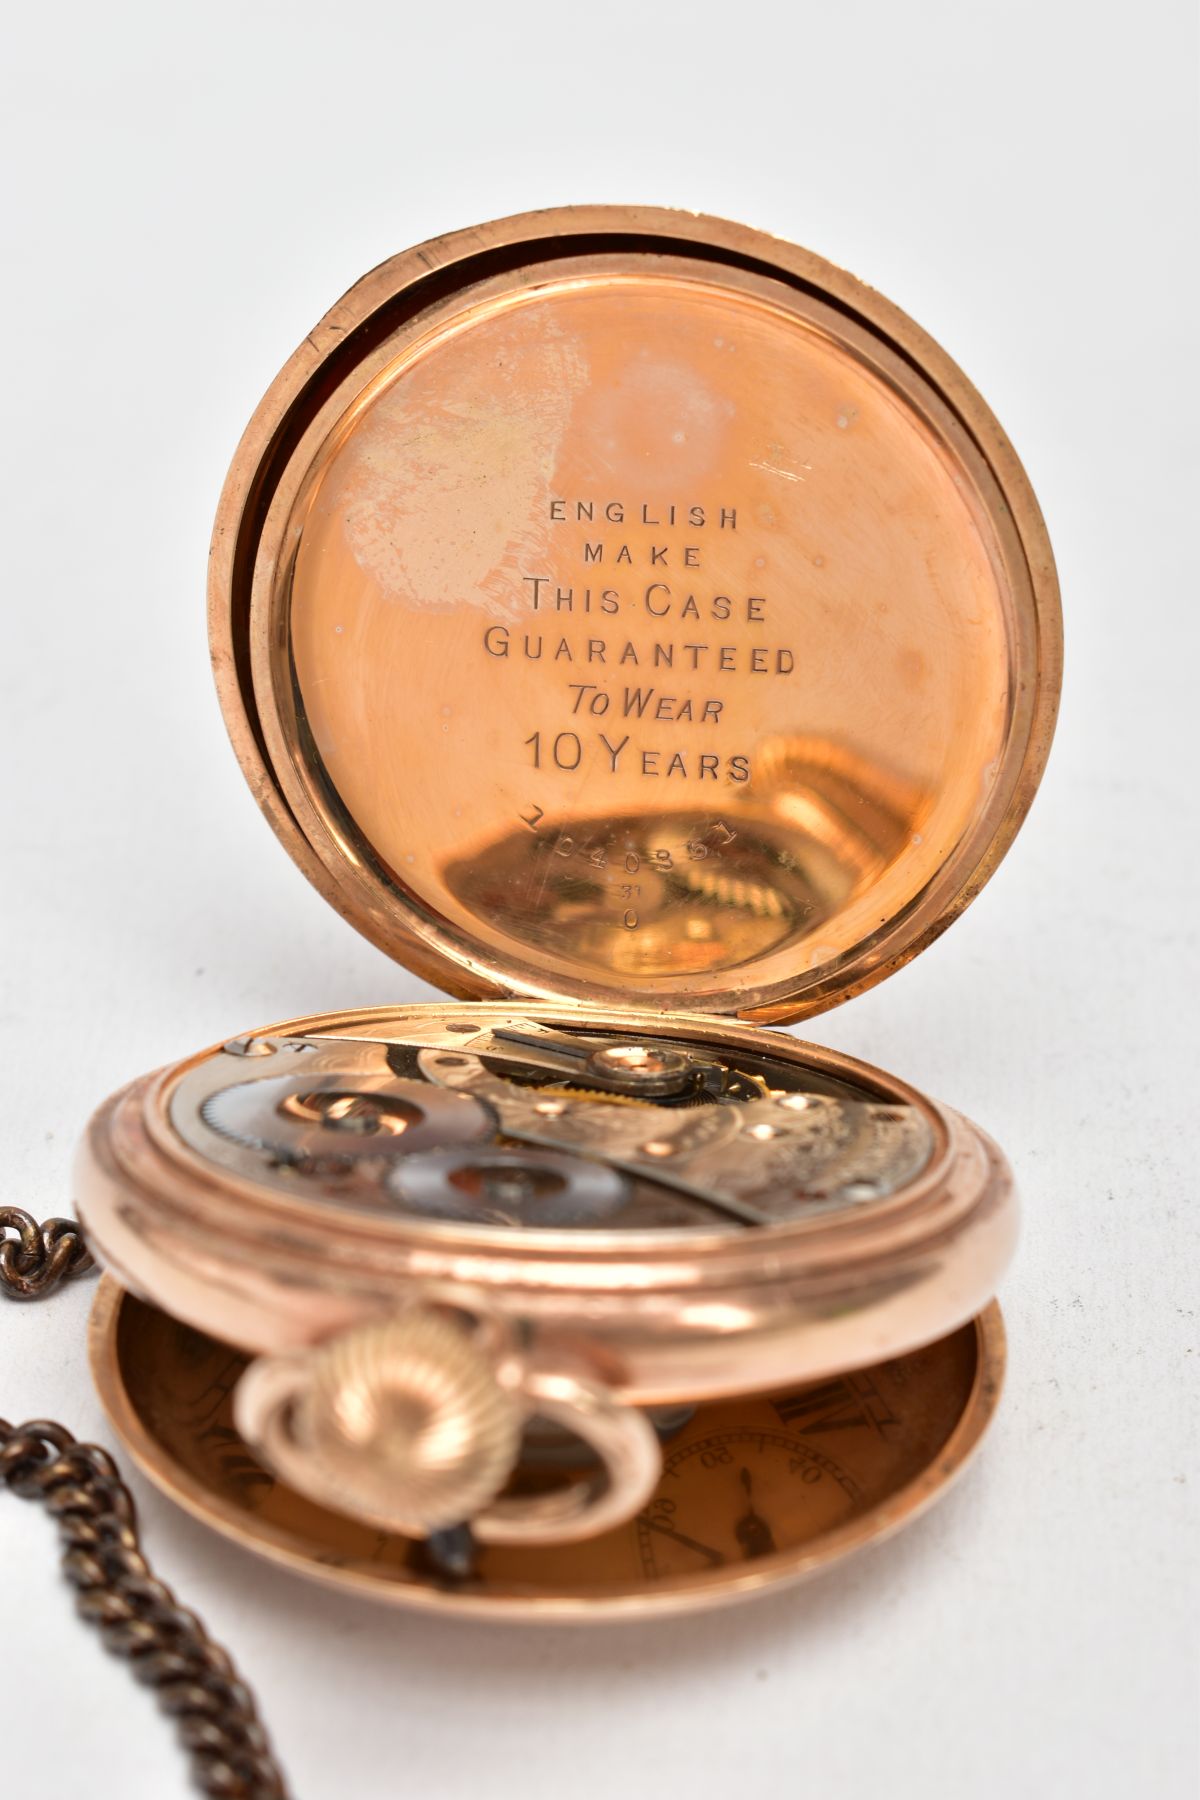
520,816,737,932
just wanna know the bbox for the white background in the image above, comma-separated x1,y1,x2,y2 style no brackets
2,3,1197,1796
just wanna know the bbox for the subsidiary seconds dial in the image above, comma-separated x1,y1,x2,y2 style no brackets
635,1427,863,1579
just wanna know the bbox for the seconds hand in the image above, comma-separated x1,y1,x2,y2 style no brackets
734,1467,778,1559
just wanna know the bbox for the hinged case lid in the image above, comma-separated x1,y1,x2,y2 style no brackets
210,206,1060,1025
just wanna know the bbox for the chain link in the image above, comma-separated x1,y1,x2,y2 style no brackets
2,1213,291,1797
0,1205,94,1297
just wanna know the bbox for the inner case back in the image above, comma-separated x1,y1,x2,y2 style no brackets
213,211,1060,1021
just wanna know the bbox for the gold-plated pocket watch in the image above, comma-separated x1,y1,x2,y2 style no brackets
78,206,1061,1620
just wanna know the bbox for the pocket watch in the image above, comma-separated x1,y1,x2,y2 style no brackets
77,205,1061,1620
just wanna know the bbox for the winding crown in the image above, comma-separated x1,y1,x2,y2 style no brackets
292,1309,522,1534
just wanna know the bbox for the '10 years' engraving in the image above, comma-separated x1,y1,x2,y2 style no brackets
483,498,795,786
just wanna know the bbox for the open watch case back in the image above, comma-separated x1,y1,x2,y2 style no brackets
78,207,1061,1619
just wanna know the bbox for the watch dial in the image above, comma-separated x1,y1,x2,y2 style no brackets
169,1013,934,1234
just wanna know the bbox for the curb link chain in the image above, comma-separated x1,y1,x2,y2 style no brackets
2,1209,291,1798
0,1205,94,1297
